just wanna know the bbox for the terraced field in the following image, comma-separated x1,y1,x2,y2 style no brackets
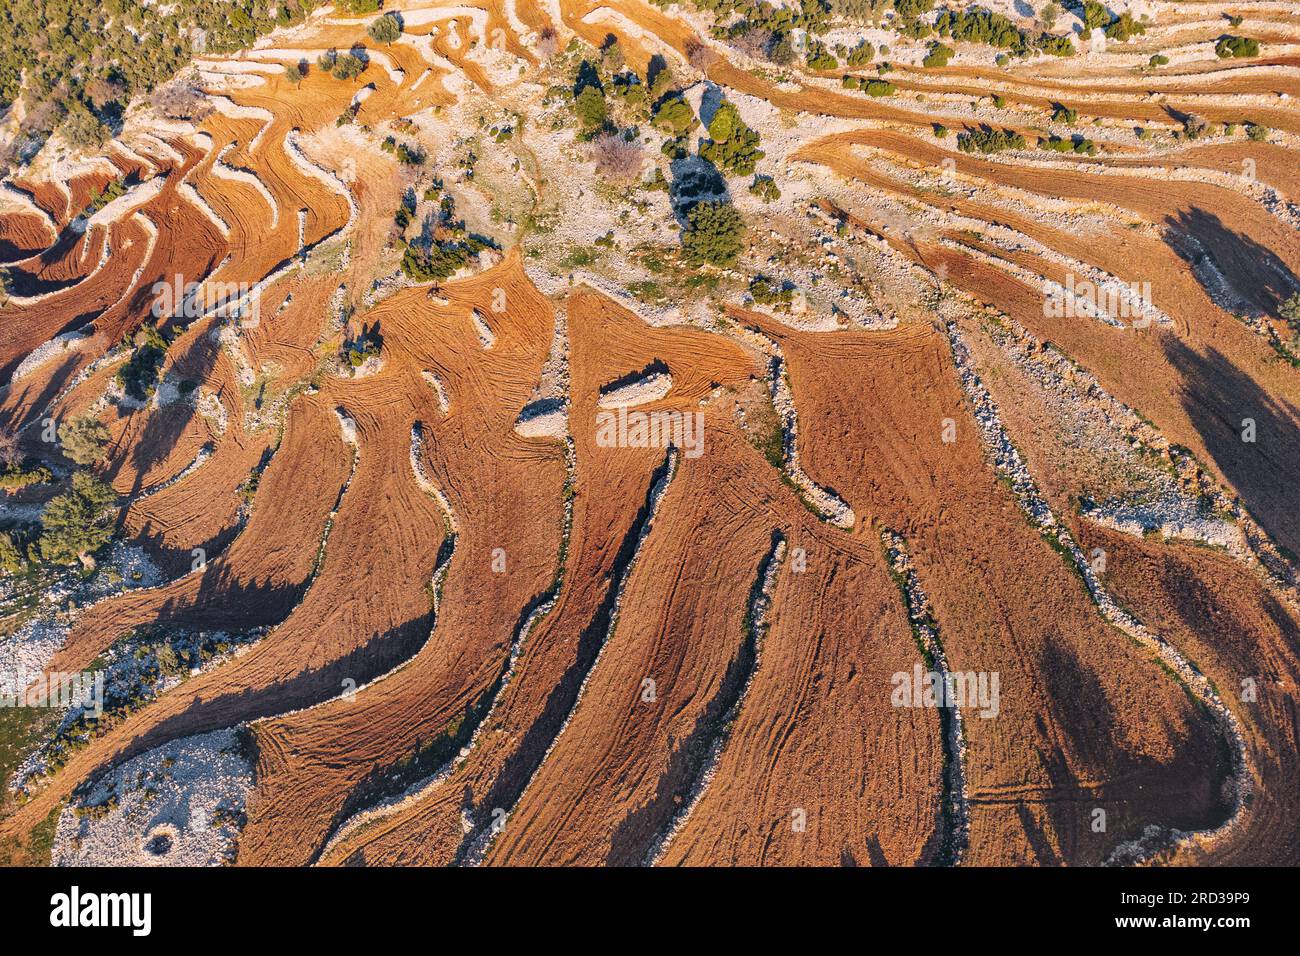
0,0,1297,867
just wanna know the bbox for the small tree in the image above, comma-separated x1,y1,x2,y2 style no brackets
1280,293,1300,330
685,39,718,72
333,53,367,81
768,33,797,66
699,101,764,175
58,415,110,466
681,201,747,268
285,61,308,85
574,84,607,130
0,530,24,575
589,131,644,182
0,427,18,467
1216,35,1260,59
652,96,696,136
536,27,560,60
750,175,781,203
1182,114,1209,140
39,472,116,566
922,42,955,68
602,38,626,73
1080,0,1110,32
1040,1,1061,31
62,102,109,149
156,642,181,675
367,14,402,46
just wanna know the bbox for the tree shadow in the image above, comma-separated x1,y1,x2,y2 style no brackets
0,351,82,429
83,607,434,795
113,318,222,504
1165,206,1300,317
1161,336,1300,557
668,154,729,227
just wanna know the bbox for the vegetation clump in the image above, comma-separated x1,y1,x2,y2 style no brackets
58,416,110,466
922,42,955,68
749,275,796,309
367,13,402,45
400,191,494,282
340,322,383,370
84,178,129,217
39,472,116,566
1215,35,1259,59
956,126,1026,154
699,101,764,175
749,174,781,203
652,94,696,137
331,51,368,81
1040,135,1097,155
1104,12,1145,41
381,136,425,165
681,200,747,268
843,75,895,96
116,324,171,402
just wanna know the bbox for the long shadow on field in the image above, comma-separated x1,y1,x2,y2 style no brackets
1161,336,1300,559
1035,632,1227,863
88,610,434,785
150,570,305,640
2,229,93,298
1164,207,1300,317
448,453,674,865
0,352,82,429
112,321,222,506
131,514,244,581
605,528,781,866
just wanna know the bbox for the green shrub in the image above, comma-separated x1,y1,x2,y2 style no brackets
845,42,874,67
58,415,110,466
1280,293,1300,331
39,472,116,565
806,42,839,71
699,101,764,175
574,84,607,129
1104,13,1145,41
749,275,795,307
652,96,696,136
957,127,1026,154
1038,34,1075,57
922,42,955,68
0,531,24,574
749,174,781,203
1216,35,1259,59
1040,135,1097,155
1052,103,1078,125
0,462,52,493
115,324,170,402
1079,1,1110,32
84,179,128,217
367,14,402,45
681,201,746,268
